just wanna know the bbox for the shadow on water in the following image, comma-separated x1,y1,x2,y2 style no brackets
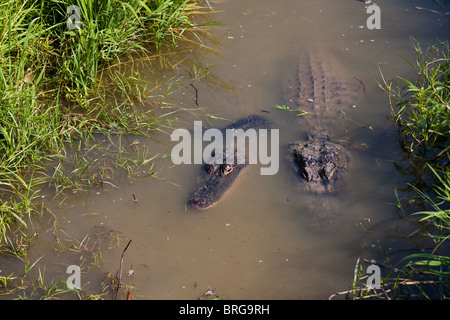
2,0,449,299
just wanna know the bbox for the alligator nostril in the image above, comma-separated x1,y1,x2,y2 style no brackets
190,197,207,205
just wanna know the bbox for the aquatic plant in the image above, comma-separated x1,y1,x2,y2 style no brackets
346,40,450,300
381,39,449,172
0,0,211,298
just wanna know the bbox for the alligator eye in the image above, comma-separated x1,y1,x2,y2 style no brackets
221,163,234,176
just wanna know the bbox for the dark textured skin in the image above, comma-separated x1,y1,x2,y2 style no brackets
285,53,359,194
287,133,348,194
188,114,271,209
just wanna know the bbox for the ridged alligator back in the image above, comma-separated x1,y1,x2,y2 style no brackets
284,51,363,195
284,52,361,122
222,114,272,132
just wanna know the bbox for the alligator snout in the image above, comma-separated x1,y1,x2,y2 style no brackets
187,115,271,210
187,197,210,210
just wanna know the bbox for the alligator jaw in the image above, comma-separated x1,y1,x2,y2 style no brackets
187,114,271,210
187,162,246,210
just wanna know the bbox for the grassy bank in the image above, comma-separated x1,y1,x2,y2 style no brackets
0,0,209,290
348,40,450,299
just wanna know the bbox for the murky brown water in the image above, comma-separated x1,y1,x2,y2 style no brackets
3,0,450,300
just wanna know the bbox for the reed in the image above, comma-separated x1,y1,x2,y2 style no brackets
0,0,209,259
350,40,450,300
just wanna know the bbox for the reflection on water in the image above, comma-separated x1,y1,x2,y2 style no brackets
4,0,450,299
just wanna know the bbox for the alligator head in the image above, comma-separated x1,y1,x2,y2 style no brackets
287,135,348,194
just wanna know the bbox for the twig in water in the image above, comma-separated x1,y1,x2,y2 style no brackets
362,258,400,273
415,6,441,14
354,76,367,96
127,285,133,300
190,83,199,106
113,239,132,300
198,288,219,300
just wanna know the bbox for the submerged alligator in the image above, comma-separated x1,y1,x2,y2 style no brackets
187,115,271,209
287,129,348,194
284,52,361,195
187,52,362,211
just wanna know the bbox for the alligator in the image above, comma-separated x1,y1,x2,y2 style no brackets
187,114,271,210
187,53,362,211
287,129,348,194
284,52,361,195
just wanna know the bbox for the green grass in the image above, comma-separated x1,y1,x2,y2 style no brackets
381,39,449,160
347,40,450,300
0,0,211,297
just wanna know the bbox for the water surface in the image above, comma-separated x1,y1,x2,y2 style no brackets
5,0,450,300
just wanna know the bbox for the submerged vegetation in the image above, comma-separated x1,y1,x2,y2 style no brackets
0,0,211,298
348,40,450,299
